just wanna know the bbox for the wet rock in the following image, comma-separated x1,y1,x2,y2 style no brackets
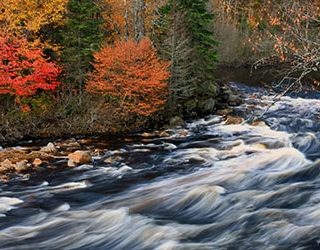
118,165,132,174
40,143,57,153
33,158,43,167
216,108,233,116
15,160,29,172
251,120,267,126
92,149,104,157
57,138,81,149
112,149,127,154
169,116,185,128
159,131,171,137
0,175,9,182
163,143,177,150
225,115,244,125
0,159,14,172
104,156,123,164
228,94,242,104
28,151,53,161
67,159,76,167
178,129,189,137
142,132,155,137
252,143,267,150
67,150,92,167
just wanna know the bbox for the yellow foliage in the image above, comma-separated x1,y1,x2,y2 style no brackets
0,0,68,34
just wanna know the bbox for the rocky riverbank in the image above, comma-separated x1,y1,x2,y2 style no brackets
0,113,252,182
0,140,95,182
0,84,244,181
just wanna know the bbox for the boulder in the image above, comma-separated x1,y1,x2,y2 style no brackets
159,131,171,137
216,108,233,116
58,139,81,148
169,116,185,128
33,158,43,167
104,156,123,164
67,150,92,167
225,115,244,125
142,132,155,137
0,159,14,172
251,120,267,126
67,159,77,167
15,160,29,172
252,143,267,150
178,129,189,137
118,165,132,174
228,94,243,106
40,143,57,153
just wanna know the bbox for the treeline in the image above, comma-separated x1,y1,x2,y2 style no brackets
0,0,220,141
0,0,319,141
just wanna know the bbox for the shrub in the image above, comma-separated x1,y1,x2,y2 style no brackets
86,38,169,116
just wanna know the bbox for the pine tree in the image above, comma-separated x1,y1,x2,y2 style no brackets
59,0,106,94
154,0,218,117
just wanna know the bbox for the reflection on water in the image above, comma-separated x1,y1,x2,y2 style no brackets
1,84,320,249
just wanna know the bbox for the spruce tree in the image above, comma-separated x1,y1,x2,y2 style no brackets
59,0,106,94
154,0,218,117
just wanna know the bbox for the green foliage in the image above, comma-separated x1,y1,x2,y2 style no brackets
58,0,106,92
154,0,218,117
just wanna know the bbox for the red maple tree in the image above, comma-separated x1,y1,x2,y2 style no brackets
86,38,169,116
0,35,61,97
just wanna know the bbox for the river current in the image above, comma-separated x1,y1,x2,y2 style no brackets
1,83,320,249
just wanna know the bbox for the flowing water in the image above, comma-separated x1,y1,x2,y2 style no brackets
1,83,320,249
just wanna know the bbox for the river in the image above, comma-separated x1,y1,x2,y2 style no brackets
1,83,320,249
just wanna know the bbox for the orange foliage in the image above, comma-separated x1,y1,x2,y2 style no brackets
103,0,127,37
86,38,169,116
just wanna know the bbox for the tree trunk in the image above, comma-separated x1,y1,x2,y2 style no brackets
124,0,129,40
132,0,145,41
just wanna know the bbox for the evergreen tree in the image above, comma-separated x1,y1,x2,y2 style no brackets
59,0,106,94
154,0,218,117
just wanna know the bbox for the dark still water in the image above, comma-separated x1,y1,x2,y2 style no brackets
1,83,320,249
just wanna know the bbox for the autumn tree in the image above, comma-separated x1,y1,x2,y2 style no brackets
0,0,68,51
252,0,320,89
155,0,218,117
214,0,320,88
86,38,169,116
0,35,61,97
104,0,167,41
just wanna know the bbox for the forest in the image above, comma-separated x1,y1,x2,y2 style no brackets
0,0,318,142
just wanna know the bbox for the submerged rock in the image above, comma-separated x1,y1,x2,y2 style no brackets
104,156,123,164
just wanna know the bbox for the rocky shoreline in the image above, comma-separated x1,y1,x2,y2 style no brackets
0,85,244,182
